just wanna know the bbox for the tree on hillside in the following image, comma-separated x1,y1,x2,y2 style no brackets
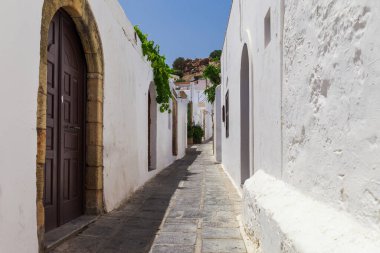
172,57,186,71
209,50,222,61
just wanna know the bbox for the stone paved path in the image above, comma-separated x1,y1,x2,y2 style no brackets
52,143,247,253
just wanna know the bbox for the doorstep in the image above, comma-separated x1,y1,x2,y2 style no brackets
44,215,98,252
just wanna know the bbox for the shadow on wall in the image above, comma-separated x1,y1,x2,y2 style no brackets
52,148,201,252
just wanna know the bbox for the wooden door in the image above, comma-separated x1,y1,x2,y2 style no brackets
148,92,152,169
172,98,178,156
45,10,86,232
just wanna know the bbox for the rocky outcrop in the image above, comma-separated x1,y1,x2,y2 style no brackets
181,58,219,82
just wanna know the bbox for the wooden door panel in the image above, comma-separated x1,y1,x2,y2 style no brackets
59,10,84,225
45,10,85,231
172,98,178,156
44,14,60,232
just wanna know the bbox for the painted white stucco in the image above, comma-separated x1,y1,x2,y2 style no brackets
0,1,41,252
221,0,282,187
177,80,213,142
0,1,187,252
282,0,380,231
214,85,222,162
221,0,380,252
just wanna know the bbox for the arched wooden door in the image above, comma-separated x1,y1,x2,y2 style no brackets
45,10,86,231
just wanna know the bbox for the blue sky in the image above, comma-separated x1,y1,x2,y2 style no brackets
118,0,232,67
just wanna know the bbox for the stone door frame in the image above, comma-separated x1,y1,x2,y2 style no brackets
36,0,104,249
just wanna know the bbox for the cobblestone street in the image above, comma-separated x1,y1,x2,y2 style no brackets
52,143,248,253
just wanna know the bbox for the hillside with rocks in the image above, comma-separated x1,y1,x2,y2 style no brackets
173,50,221,82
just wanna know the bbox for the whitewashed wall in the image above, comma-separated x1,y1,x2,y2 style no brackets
204,103,214,141
156,93,187,171
214,85,222,162
0,1,41,252
0,0,187,252
222,0,380,252
221,0,282,188
90,0,188,212
282,0,380,232
177,99,188,158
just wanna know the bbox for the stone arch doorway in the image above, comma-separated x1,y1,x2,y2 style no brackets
240,44,250,185
148,83,157,171
37,0,104,246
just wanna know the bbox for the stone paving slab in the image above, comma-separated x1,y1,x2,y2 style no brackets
202,227,242,239
150,143,247,253
202,239,247,253
151,245,195,253
52,143,248,253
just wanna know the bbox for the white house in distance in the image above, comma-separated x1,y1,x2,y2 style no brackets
0,0,187,252
219,0,380,252
176,79,213,141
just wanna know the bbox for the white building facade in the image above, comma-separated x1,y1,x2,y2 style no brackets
0,0,187,252
220,0,380,252
177,79,214,141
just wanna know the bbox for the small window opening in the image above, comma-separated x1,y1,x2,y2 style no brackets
264,9,271,47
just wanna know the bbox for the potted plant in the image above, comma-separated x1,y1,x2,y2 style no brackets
192,125,204,144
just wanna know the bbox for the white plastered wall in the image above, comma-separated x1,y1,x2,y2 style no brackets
214,85,222,162
90,0,188,211
204,102,214,141
0,1,188,251
222,0,380,252
156,94,187,171
221,0,282,187
0,1,42,252
282,0,380,231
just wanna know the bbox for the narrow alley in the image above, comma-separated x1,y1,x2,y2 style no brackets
52,143,248,253
2,1,380,252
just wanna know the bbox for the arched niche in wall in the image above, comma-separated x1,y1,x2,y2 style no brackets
240,44,251,185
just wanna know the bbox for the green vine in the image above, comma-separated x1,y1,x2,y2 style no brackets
134,26,172,112
203,65,221,104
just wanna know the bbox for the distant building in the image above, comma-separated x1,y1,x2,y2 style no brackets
176,79,213,141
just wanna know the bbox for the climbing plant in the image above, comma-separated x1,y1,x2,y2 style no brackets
203,65,221,104
134,26,172,112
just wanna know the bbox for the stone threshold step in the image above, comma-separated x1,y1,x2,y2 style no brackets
45,215,98,252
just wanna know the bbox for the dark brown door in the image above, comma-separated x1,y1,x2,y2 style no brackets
45,10,86,232
148,92,152,169
172,98,178,156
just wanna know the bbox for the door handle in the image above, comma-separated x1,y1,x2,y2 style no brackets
65,125,81,131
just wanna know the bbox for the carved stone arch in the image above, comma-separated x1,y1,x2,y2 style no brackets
36,0,104,249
